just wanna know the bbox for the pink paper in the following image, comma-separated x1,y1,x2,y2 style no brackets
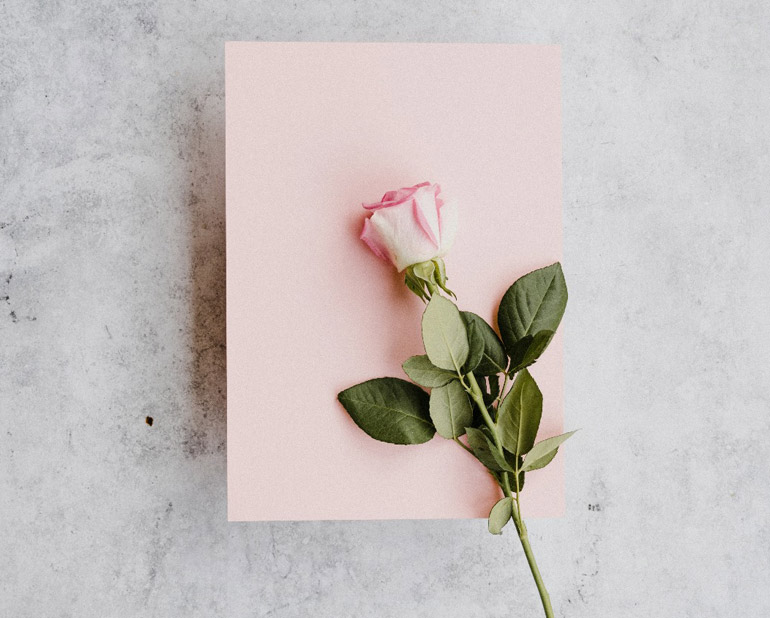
226,42,563,521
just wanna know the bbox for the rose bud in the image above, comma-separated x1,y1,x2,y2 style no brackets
360,182,458,299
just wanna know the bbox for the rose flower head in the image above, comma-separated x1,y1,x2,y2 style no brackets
360,182,458,299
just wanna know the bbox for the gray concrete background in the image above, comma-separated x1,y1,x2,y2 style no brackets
2,1,769,616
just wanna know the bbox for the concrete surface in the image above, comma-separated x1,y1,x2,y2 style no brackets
1,1,769,616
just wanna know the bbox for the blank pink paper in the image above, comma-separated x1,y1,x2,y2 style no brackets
226,42,563,521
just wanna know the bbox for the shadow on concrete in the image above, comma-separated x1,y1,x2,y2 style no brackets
184,87,227,461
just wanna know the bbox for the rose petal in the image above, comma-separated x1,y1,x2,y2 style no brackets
360,217,390,262
369,199,440,271
411,185,441,248
435,198,458,257
381,190,399,202
412,201,438,248
434,184,445,215
362,181,433,211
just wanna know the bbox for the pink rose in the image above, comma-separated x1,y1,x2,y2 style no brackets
360,182,458,272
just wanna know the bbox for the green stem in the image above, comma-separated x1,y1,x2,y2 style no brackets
465,372,554,618
453,436,474,455
465,372,496,435
511,467,554,618
464,372,515,501
495,371,509,407
515,520,554,618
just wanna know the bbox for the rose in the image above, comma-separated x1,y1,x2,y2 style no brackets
360,181,458,272
344,180,571,618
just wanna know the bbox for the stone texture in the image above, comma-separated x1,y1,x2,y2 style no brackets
1,1,769,616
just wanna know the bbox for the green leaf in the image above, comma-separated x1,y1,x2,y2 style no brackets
508,330,555,374
402,355,456,388
497,369,543,456
521,431,577,471
466,427,514,473
462,312,507,375
421,295,469,372
488,497,513,535
338,378,435,445
429,380,473,439
462,320,485,373
497,263,567,358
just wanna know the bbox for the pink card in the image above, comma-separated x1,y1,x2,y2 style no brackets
226,43,562,521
